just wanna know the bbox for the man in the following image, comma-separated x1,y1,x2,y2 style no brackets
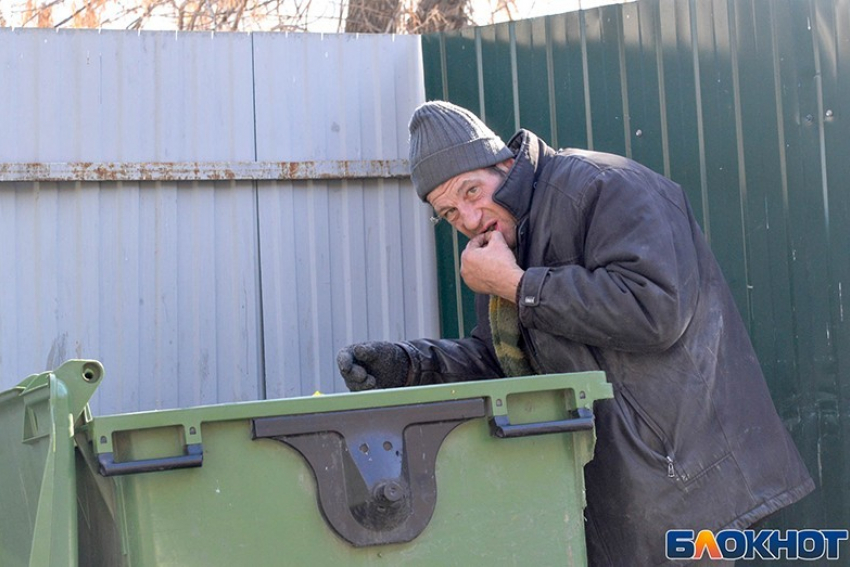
337,101,814,566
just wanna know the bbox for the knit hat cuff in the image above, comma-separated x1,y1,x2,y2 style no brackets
412,137,514,201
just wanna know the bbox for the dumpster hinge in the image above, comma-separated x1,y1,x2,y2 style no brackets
251,398,486,547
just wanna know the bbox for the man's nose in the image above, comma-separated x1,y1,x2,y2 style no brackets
458,205,482,234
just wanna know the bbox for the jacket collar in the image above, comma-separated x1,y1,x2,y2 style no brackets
493,129,553,222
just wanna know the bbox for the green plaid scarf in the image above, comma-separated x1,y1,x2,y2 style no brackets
489,295,535,377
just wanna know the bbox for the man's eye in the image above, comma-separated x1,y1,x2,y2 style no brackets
443,208,458,222
466,186,480,198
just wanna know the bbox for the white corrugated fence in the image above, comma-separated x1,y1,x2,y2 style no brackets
0,28,437,414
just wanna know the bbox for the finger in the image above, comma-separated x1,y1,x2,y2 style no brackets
349,364,368,383
353,343,377,362
466,233,487,249
336,348,354,373
349,373,377,391
485,230,506,247
459,246,479,268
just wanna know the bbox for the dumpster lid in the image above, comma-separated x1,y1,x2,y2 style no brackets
0,360,104,567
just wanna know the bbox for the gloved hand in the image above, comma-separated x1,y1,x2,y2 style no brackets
336,341,410,391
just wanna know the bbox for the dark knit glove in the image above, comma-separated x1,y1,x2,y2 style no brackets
336,341,410,391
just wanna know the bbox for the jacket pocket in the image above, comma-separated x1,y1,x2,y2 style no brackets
616,384,678,479
620,375,733,487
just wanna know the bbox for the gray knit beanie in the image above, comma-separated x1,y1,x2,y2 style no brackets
408,101,514,201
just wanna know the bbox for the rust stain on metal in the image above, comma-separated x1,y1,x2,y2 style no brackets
95,164,113,180
288,161,306,179
0,160,411,183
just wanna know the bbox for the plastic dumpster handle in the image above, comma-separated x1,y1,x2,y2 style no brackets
491,407,594,438
97,443,204,476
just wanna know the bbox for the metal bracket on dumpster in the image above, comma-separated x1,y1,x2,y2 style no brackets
251,398,486,547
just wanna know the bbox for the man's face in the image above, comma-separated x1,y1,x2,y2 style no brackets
426,161,518,248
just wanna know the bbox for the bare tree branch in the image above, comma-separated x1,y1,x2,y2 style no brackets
54,2,89,27
4,0,506,34
230,0,248,30
408,0,470,33
345,0,400,33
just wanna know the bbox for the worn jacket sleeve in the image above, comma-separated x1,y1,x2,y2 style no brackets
518,164,701,352
398,294,504,385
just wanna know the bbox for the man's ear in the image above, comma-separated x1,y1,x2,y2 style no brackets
497,158,515,173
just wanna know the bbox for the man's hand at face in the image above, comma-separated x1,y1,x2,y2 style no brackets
460,231,524,302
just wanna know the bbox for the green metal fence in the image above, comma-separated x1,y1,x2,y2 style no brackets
423,0,849,549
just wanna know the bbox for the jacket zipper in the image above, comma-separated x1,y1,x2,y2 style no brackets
514,218,544,373
519,325,544,374
620,386,678,480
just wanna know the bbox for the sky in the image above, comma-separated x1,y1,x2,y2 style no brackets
473,0,628,24
309,0,629,32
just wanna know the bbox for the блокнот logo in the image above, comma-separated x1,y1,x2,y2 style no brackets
666,529,849,561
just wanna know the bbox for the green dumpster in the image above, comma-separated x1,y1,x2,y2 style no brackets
0,360,612,567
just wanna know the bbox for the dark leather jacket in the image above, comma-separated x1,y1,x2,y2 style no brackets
400,129,814,566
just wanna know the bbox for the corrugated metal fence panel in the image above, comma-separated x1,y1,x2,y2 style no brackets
0,180,261,415
253,33,422,163
0,29,432,411
0,29,256,161
257,179,437,398
0,29,261,415
252,33,437,397
424,0,850,539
